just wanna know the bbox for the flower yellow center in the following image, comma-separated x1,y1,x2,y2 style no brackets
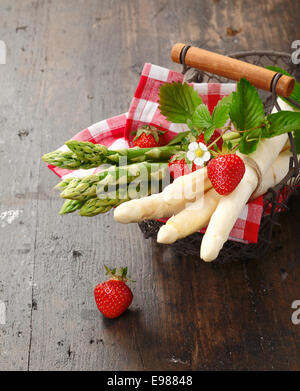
195,149,204,158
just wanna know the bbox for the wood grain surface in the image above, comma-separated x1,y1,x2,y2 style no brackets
0,0,299,371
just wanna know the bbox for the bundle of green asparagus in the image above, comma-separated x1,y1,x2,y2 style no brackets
42,134,180,216
55,161,171,217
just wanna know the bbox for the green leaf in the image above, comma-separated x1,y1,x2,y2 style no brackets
265,111,300,137
204,126,217,143
192,104,217,142
212,94,232,128
239,136,259,155
122,267,128,278
167,131,191,146
192,104,213,129
293,131,300,154
191,95,232,142
159,82,203,123
229,78,264,131
266,66,300,110
187,122,199,137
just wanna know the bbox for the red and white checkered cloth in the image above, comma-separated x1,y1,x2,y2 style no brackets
47,63,264,244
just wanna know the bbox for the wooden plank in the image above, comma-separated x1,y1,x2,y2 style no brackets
0,0,54,370
0,0,299,371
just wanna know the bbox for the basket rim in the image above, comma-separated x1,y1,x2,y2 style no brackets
227,49,291,58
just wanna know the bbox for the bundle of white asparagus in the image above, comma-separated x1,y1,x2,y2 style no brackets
114,99,298,262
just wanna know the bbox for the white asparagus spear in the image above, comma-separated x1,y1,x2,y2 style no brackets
251,150,295,199
157,150,294,244
113,193,187,223
200,98,293,262
114,167,211,223
157,188,221,244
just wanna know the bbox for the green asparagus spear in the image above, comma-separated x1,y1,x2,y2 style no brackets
42,150,87,169
54,177,75,189
78,183,150,217
60,174,106,201
103,145,181,164
43,141,180,170
43,149,112,170
65,141,108,164
78,197,127,217
59,199,84,214
60,162,170,201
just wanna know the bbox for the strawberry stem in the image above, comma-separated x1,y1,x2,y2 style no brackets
207,129,227,150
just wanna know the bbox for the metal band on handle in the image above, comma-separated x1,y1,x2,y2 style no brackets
179,45,191,74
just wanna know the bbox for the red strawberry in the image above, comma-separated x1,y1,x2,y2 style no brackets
132,125,165,148
94,266,133,319
197,130,223,151
207,154,245,195
168,152,200,179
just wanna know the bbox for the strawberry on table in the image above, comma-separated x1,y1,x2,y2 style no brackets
132,125,165,148
207,153,245,195
94,266,133,319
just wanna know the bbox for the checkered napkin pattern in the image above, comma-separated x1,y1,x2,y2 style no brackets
46,63,264,244
47,112,130,180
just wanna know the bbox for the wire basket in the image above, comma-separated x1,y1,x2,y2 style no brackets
138,50,300,263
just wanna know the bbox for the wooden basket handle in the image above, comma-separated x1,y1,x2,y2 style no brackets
171,43,295,97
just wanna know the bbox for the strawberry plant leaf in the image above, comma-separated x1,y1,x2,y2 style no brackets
264,111,300,137
204,126,217,143
167,131,191,146
239,124,263,155
266,66,300,111
230,78,264,131
159,82,203,123
293,130,300,154
192,104,213,129
212,94,232,128
239,136,259,155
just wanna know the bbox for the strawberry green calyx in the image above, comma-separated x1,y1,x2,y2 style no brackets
133,125,164,143
169,151,193,170
104,265,135,282
169,150,189,162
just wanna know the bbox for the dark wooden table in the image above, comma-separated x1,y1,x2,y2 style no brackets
0,0,300,371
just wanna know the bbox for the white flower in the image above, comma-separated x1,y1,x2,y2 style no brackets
187,142,211,166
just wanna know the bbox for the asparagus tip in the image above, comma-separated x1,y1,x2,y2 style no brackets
157,225,178,244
